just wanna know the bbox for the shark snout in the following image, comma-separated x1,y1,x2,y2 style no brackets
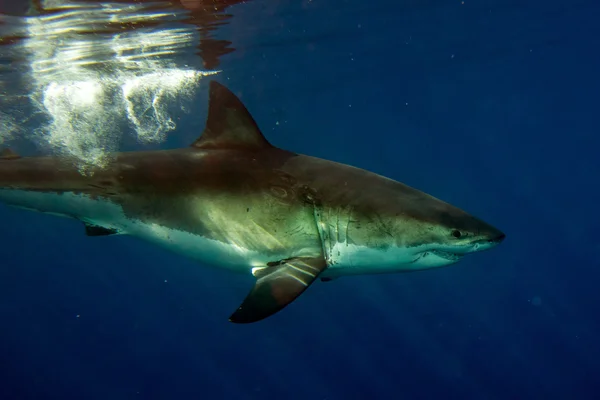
470,230,505,253
490,232,506,244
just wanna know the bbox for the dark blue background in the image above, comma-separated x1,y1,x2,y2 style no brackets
2,0,600,398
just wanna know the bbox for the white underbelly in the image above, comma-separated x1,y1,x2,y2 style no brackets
0,190,262,272
128,222,270,272
3,190,426,278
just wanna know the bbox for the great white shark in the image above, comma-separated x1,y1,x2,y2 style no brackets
0,81,505,323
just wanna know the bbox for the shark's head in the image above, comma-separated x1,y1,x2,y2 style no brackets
394,199,506,270
314,164,506,276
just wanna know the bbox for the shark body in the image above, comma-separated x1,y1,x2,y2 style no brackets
0,81,505,323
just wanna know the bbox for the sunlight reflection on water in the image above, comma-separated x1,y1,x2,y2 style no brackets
0,0,241,171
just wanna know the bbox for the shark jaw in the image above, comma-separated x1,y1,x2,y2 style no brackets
322,235,505,278
411,236,505,268
0,80,506,324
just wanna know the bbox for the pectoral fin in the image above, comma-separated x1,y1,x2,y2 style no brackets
229,256,327,323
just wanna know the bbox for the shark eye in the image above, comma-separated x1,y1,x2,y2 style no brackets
451,229,462,238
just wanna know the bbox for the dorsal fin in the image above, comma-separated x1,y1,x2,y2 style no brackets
191,81,273,150
0,148,21,160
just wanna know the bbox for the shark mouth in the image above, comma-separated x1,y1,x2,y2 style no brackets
429,249,463,261
410,249,464,264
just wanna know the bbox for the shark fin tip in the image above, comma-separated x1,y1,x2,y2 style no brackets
191,80,273,151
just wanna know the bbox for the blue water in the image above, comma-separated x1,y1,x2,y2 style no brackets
2,0,600,398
